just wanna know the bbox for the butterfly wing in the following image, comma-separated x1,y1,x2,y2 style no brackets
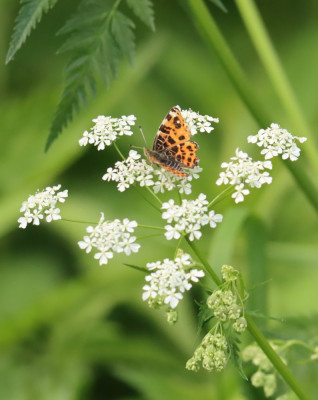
145,106,199,177
152,106,191,152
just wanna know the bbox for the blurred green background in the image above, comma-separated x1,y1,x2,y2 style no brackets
1,0,318,399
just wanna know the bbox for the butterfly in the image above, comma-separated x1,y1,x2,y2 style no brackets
143,106,199,178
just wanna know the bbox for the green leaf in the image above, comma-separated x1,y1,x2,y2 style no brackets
227,333,248,380
197,301,213,332
46,0,139,150
111,10,135,64
6,0,59,64
126,0,155,31
46,0,123,150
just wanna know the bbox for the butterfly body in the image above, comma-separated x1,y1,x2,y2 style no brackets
144,106,199,178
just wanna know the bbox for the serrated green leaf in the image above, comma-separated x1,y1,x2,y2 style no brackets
46,0,122,150
126,0,155,31
227,333,248,380
197,302,214,332
111,10,135,64
6,0,59,64
46,0,140,149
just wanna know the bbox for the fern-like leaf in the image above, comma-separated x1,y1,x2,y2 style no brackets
6,0,59,64
228,333,248,380
111,11,135,64
46,0,135,150
126,0,155,31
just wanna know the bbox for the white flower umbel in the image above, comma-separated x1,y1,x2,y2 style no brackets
216,148,272,203
152,166,202,195
79,114,136,150
247,123,307,161
161,194,223,241
102,150,155,192
142,252,204,309
180,106,219,136
103,150,202,194
18,185,68,228
78,213,140,265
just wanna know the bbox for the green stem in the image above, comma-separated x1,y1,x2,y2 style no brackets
62,218,98,225
137,233,163,240
235,0,318,173
208,186,234,209
144,186,163,206
138,224,165,230
186,237,221,285
187,236,312,400
113,142,126,160
133,186,161,212
186,0,318,213
174,234,185,258
186,0,269,126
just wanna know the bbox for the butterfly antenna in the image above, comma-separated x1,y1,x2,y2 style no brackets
139,125,148,146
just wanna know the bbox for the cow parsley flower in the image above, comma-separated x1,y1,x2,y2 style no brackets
161,194,223,241
180,106,219,136
142,251,204,310
216,148,272,203
248,123,307,161
102,150,154,192
79,114,136,150
103,150,202,194
78,213,140,265
18,185,68,228
152,166,202,195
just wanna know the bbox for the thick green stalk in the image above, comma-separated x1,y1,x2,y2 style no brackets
186,0,318,213
187,239,312,400
235,0,318,173
186,0,268,126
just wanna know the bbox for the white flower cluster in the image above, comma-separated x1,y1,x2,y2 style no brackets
216,148,272,203
186,331,229,372
103,150,202,194
242,343,282,397
180,106,219,135
161,194,223,241
18,185,68,228
207,265,247,333
142,252,204,309
79,114,136,150
103,150,154,192
78,213,140,265
248,123,307,161
152,165,202,195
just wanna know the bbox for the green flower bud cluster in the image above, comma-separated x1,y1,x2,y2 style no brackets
206,265,247,333
186,330,229,372
242,343,284,397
